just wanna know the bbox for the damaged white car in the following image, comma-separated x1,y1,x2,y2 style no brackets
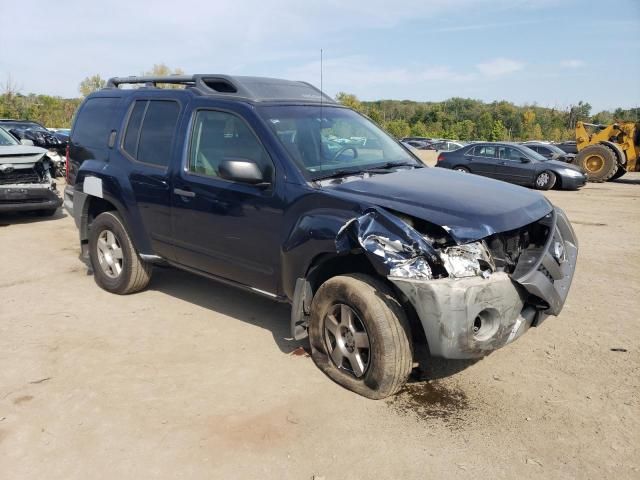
0,127,62,216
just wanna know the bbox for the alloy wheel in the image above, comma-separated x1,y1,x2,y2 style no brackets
323,304,371,378
96,229,124,279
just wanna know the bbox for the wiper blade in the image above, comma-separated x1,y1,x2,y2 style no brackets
312,168,365,181
364,161,421,171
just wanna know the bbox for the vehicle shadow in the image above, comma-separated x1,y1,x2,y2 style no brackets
410,343,478,382
149,267,299,354
149,266,479,382
0,208,67,225
612,176,640,185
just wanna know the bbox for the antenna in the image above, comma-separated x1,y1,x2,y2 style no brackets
320,48,324,175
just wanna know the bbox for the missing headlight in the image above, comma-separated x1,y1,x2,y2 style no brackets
439,241,495,278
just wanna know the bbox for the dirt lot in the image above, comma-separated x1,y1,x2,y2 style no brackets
1,174,639,479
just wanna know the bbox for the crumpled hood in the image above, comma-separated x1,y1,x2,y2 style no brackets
328,167,553,243
0,145,47,164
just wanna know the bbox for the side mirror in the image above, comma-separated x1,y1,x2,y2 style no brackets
520,156,531,163
219,158,269,186
20,139,34,146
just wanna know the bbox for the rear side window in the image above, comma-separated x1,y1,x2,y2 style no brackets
477,145,497,158
122,100,180,167
73,97,119,148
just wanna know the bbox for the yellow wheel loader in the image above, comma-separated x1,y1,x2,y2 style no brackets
574,121,639,182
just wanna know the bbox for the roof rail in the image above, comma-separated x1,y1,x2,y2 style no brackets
106,75,196,88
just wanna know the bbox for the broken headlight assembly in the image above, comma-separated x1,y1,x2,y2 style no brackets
439,241,495,279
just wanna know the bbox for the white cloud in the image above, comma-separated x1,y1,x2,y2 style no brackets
476,58,525,77
560,59,586,68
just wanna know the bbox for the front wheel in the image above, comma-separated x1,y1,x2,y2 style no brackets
534,171,556,190
309,274,413,399
88,211,152,294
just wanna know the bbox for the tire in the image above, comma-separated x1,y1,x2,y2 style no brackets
574,144,618,182
453,166,469,173
611,166,627,181
309,274,413,399
88,211,152,294
534,171,556,190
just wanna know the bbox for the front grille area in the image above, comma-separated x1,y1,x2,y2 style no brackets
486,213,553,274
0,168,42,185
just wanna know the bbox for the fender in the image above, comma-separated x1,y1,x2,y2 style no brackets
600,140,627,165
75,163,155,256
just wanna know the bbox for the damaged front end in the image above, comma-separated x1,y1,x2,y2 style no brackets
335,207,578,359
0,156,62,213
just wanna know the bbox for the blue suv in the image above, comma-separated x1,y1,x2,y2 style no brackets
65,75,578,398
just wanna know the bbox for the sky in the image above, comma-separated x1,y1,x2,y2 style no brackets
1,0,639,112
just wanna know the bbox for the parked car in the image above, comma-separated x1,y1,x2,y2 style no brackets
0,120,67,177
401,139,431,150
0,127,62,215
523,141,576,163
436,142,587,190
555,141,578,154
400,136,434,143
48,128,71,144
428,140,465,151
64,74,578,399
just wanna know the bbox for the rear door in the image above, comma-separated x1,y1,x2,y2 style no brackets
495,146,535,185
170,104,284,295
466,144,499,177
119,98,183,260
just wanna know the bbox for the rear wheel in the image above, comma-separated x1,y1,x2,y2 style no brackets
89,211,152,294
453,166,469,173
309,274,413,399
575,144,618,182
534,171,556,190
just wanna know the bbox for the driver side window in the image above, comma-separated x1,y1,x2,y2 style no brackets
188,110,273,181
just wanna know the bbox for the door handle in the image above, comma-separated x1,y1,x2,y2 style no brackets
174,188,196,198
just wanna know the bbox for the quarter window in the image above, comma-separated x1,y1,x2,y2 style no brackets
73,97,119,148
188,110,273,181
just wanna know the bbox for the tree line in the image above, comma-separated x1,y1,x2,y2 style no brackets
1,67,637,140
337,93,639,142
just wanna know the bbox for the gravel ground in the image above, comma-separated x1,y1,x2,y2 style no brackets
1,174,638,479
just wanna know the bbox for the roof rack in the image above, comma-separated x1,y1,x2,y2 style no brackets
106,75,196,88
105,74,336,104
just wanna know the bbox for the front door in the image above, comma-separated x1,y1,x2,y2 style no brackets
495,146,535,185
170,108,283,295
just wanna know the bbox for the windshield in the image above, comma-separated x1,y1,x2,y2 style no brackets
0,128,18,146
520,145,549,162
545,144,567,155
258,105,420,179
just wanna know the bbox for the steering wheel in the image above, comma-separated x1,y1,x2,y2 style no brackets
331,146,358,162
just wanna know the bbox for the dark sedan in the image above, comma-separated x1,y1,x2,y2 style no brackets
436,142,587,190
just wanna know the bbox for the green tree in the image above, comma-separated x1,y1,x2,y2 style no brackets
384,119,411,139
144,64,186,89
489,120,508,141
476,112,493,140
79,74,106,97
335,92,364,112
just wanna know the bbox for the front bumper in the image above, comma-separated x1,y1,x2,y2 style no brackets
390,207,578,359
560,174,587,189
0,183,62,212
